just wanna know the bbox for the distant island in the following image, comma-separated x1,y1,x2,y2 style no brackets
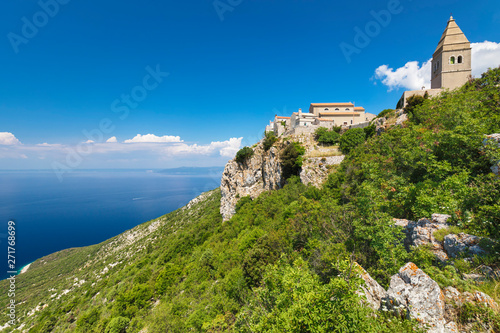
156,166,225,176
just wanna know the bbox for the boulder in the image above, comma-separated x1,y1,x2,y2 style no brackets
385,262,455,333
395,214,451,262
353,263,387,310
443,233,485,258
395,113,408,127
462,273,487,283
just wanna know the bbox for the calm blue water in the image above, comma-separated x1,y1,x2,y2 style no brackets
0,170,221,280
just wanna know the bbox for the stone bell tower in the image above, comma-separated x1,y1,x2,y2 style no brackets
431,16,472,90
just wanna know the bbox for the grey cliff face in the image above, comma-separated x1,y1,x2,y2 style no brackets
220,134,345,221
220,144,283,221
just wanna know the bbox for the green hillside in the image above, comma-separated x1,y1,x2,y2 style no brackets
1,68,500,332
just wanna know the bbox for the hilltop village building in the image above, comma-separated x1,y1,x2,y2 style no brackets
398,16,472,107
266,103,376,136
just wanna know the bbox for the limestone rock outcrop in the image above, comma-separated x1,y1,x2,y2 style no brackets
354,262,387,310
220,143,283,221
394,214,493,262
395,214,451,262
299,155,344,188
385,262,453,333
352,261,498,332
220,134,344,221
443,233,485,258
374,109,408,135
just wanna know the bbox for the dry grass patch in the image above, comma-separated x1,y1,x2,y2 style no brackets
306,146,342,158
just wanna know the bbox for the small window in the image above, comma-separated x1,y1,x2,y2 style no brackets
335,108,340,111
458,56,463,64
345,108,350,111
350,120,353,124
324,108,329,111
450,56,455,64
343,122,348,125
437,60,440,68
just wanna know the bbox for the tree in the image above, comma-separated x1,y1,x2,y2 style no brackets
405,94,427,118
339,128,365,154
315,127,341,145
263,132,278,151
280,142,305,180
377,109,394,119
235,147,254,164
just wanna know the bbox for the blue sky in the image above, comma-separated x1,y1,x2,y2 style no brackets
1,0,499,171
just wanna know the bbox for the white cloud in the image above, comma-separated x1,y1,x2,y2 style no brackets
106,136,118,143
124,134,183,143
84,140,94,144
373,41,500,91
471,41,500,77
162,137,242,157
0,133,242,169
374,60,432,91
0,132,21,145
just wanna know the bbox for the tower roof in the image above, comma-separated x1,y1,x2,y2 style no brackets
434,16,470,55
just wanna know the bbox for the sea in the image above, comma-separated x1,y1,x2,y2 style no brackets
0,168,223,280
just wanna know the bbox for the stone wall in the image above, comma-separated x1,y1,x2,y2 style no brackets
347,121,371,129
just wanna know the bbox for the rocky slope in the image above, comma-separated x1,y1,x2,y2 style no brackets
220,133,344,221
0,190,222,332
355,213,499,333
220,144,283,221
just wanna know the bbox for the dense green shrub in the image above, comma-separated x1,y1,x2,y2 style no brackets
236,257,420,332
76,308,100,332
105,317,130,333
315,127,341,145
235,195,253,212
339,128,365,154
280,142,305,179
155,263,181,295
235,147,254,163
405,92,428,118
364,124,376,138
263,131,278,151
377,108,394,118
